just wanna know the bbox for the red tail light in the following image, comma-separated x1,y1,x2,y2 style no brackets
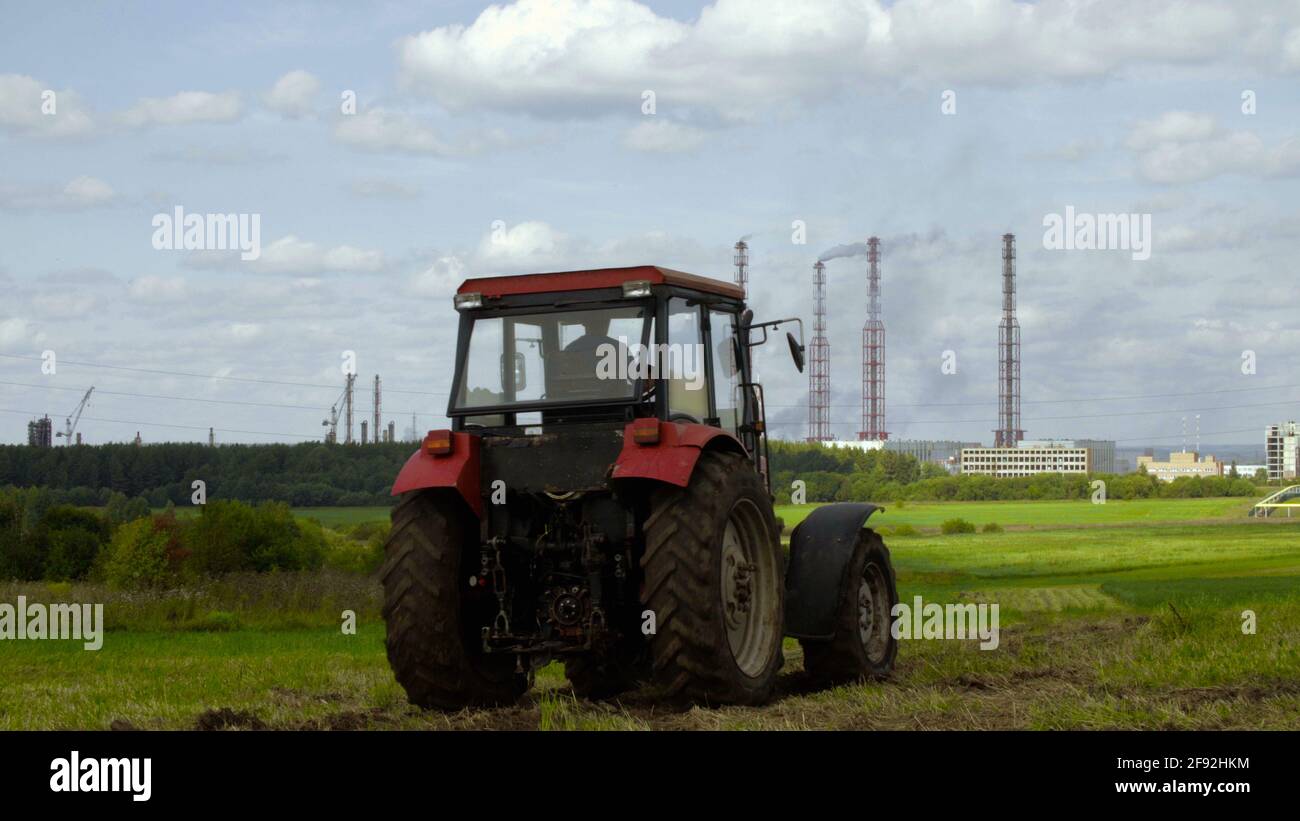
424,429,454,456
632,418,660,445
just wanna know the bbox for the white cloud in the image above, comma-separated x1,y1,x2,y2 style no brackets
475,221,566,270
396,0,1296,119
119,91,242,127
0,176,115,210
0,317,36,350
1126,114,1300,184
256,235,386,274
223,322,263,343
411,255,467,297
180,234,387,274
0,74,95,137
262,70,321,118
128,275,189,303
334,107,453,154
622,120,706,153
349,178,422,199
1125,111,1217,151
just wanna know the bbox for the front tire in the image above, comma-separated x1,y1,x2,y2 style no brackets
800,529,898,684
641,451,784,705
381,491,527,710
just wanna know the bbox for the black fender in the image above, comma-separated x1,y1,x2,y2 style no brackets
783,502,883,640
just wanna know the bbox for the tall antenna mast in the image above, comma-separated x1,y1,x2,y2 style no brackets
344,373,355,444
859,237,887,441
373,375,382,445
994,233,1023,447
807,260,832,442
733,239,749,299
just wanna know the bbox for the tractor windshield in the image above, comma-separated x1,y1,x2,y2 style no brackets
451,305,652,413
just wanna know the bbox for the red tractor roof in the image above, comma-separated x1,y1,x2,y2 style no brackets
457,265,745,300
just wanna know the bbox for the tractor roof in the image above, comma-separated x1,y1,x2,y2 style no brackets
457,265,744,300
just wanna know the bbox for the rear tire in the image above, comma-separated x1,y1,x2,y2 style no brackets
641,451,784,705
381,491,527,710
800,529,898,684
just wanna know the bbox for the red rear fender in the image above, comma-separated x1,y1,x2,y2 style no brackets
611,421,747,487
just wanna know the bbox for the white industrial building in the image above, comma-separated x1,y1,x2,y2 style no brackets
961,444,1091,477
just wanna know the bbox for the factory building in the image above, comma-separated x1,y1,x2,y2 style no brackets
961,444,1091,477
1266,422,1300,482
27,416,53,448
1136,451,1224,482
885,439,982,474
1074,439,1117,474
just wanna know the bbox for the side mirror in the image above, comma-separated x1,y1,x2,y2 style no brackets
501,351,527,392
787,332,805,373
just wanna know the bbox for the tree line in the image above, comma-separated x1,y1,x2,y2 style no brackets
0,441,414,507
0,439,1265,509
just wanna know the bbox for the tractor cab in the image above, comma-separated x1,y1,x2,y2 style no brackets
445,266,803,488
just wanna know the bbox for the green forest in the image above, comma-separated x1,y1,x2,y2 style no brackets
0,441,413,507
0,439,1263,511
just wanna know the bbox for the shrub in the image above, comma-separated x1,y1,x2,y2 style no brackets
184,500,326,575
981,522,1004,533
35,506,110,581
890,524,920,537
103,514,186,589
43,528,103,581
940,518,976,535
323,526,385,575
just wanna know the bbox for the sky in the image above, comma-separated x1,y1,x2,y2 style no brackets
1,0,1298,451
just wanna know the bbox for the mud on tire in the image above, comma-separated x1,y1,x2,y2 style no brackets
641,450,784,705
799,529,898,685
381,491,526,710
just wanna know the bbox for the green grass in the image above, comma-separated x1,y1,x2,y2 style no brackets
292,504,392,530
777,497,1255,531
4,498,1300,730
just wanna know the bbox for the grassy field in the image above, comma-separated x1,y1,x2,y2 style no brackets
287,497,1260,533
4,498,1299,730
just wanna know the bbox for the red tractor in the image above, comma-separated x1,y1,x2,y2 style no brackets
382,265,897,708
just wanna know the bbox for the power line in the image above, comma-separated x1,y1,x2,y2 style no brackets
5,352,1299,409
763,397,1299,426
0,407,317,440
0,353,447,397
764,382,1300,409
0,379,445,419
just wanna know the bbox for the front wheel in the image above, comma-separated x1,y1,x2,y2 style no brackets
641,451,784,705
800,529,898,684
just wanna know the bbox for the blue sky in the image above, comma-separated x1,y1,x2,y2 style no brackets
2,0,1299,449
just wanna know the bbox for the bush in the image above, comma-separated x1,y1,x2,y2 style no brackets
981,522,1004,533
890,524,920,537
184,500,326,575
35,506,110,581
103,514,187,589
940,518,976,535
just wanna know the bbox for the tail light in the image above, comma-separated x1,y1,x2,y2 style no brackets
424,429,454,456
632,418,660,445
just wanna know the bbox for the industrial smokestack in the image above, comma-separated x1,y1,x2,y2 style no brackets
859,237,887,442
994,233,1023,448
807,260,832,442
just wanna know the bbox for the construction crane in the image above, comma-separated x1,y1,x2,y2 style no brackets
56,387,94,444
322,382,348,443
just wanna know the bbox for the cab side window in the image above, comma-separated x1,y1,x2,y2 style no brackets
666,298,708,423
